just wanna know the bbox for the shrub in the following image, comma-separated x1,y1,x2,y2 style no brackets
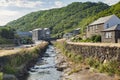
80,38,92,42
94,35,101,42
91,35,96,42
71,36,82,42
91,35,101,42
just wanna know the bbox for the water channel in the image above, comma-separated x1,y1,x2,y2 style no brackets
27,45,61,80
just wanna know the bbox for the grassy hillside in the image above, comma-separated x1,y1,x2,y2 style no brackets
7,2,109,37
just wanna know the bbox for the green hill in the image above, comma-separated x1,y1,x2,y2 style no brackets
7,2,109,37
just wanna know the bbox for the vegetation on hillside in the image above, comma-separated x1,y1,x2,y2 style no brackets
7,2,109,37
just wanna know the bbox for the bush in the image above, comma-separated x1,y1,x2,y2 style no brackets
80,38,92,42
91,35,96,42
91,35,101,42
94,35,101,42
71,36,82,42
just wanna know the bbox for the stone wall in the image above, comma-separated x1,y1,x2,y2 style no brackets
65,42,120,62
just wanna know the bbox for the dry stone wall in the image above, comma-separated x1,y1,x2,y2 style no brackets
65,42,120,62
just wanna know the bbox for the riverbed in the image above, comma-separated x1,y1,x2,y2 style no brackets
27,45,61,80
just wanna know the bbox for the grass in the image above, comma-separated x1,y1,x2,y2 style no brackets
99,60,120,76
1,42,48,74
55,39,83,63
54,39,120,76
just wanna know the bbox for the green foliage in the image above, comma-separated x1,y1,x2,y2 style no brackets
0,27,15,44
20,37,33,44
85,57,100,68
0,37,13,44
55,40,120,75
0,72,3,80
71,36,82,42
6,2,109,37
55,40,82,63
4,64,17,74
80,38,92,42
94,35,101,42
3,42,48,74
99,60,120,75
91,35,101,42
0,27,15,39
72,35,101,42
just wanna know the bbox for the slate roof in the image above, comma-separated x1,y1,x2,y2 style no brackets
89,15,115,26
102,24,120,31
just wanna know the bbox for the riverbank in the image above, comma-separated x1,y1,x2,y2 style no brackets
0,41,48,80
55,50,117,80
54,39,120,80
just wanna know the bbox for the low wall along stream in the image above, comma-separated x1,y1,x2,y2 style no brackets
66,42,120,62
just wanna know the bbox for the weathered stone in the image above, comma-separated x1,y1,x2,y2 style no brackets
65,42,120,62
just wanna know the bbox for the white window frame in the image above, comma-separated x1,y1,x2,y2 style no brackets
105,32,112,38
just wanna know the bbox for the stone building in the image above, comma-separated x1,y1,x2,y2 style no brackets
101,24,120,43
86,14,120,43
32,28,50,41
87,14,120,38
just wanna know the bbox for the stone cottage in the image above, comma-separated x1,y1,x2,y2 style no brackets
86,14,120,43
87,14,120,38
101,24,120,43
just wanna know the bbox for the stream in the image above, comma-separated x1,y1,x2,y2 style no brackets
27,45,61,80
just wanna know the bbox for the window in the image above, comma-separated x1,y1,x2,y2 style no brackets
105,32,112,38
106,24,109,28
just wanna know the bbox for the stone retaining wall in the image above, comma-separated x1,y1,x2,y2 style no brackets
66,42,120,62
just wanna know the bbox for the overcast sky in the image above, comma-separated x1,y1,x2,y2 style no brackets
0,0,119,26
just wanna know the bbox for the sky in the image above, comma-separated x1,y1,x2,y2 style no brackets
0,0,120,26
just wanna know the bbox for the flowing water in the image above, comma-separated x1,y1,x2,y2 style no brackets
27,45,61,80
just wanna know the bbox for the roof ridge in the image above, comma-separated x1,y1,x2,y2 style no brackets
89,14,116,26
